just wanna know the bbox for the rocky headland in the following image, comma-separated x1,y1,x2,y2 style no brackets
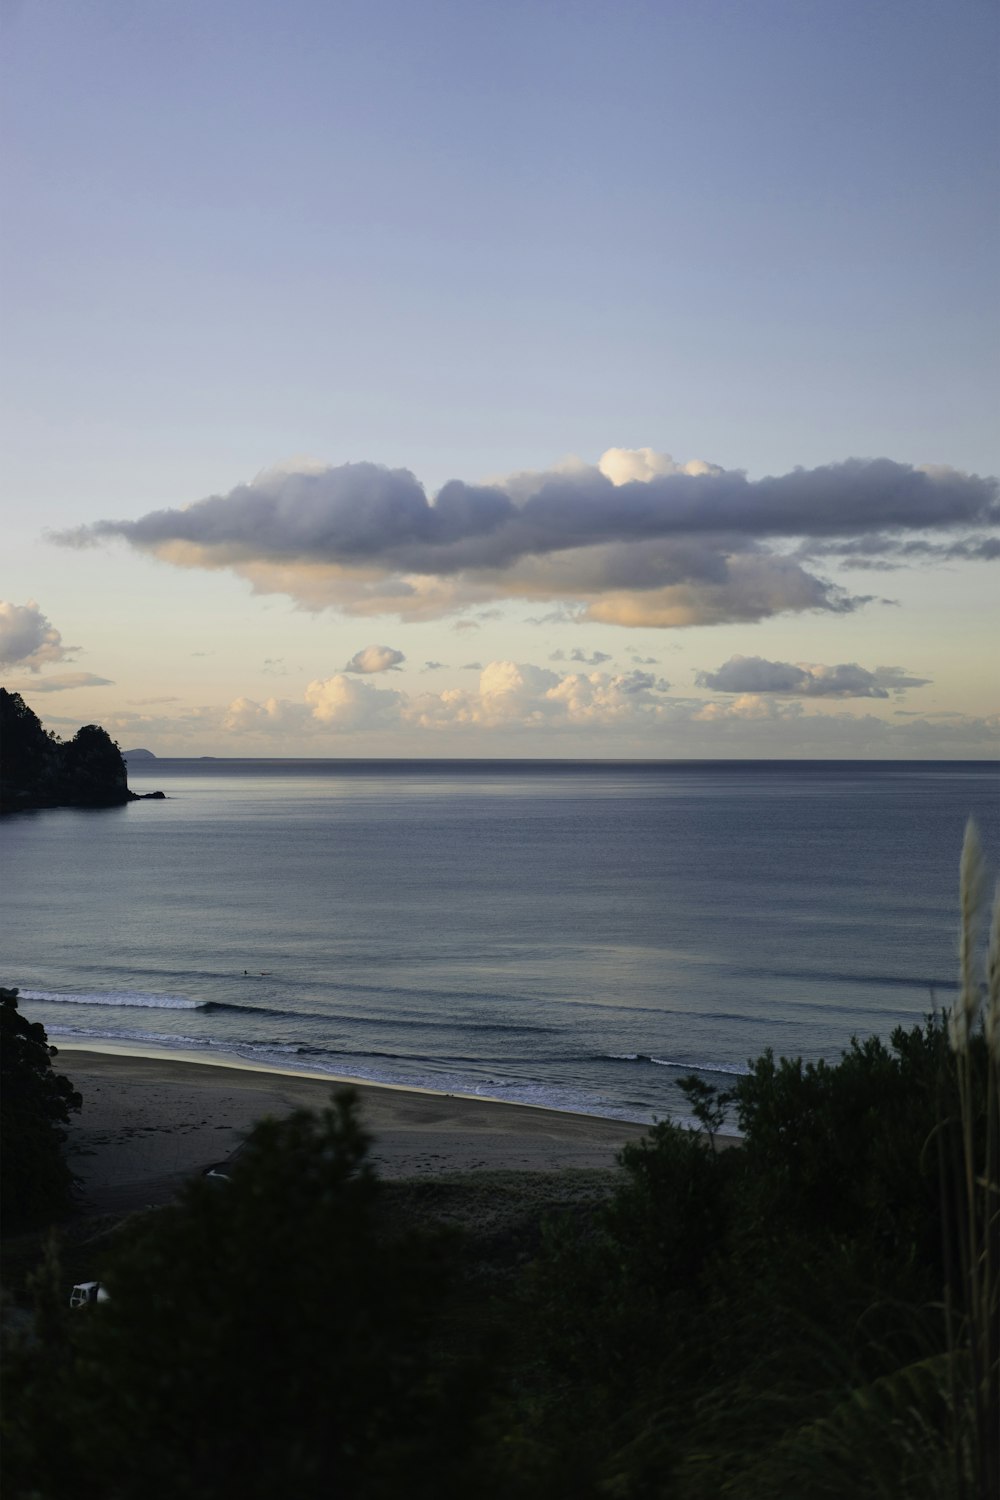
0,688,164,814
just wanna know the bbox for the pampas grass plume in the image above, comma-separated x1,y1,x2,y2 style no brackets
951,818,987,1055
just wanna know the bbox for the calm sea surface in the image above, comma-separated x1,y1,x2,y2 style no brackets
3,759,997,1125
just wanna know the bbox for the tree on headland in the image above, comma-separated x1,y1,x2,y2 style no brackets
0,689,133,812
58,722,129,803
0,987,82,1230
0,689,59,790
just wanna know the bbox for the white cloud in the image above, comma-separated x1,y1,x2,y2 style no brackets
222,696,302,733
0,600,78,671
304,674,403,730
692,693,800,722
405,661,674,732
597,446,721,485
219,675,404,736
343,643,406,673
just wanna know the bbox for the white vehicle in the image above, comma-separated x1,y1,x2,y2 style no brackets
70,1281,109,1309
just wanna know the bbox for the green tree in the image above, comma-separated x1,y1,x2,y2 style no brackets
500,1013,977,1499
0,987,82,1229
4,1091,488,1500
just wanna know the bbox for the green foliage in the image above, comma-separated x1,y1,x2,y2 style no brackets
733,1023,954,1282
735,1351,965,1500
3,1091,491,1500
497,1013,981,1499
611,1118,734,1293
500,1125,737,1497
0,689,130,812
676,1071,733,1148
3,1013,991,1498
0,987,81,1230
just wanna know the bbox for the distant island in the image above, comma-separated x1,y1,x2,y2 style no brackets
123,748,157,760
0,689,164,814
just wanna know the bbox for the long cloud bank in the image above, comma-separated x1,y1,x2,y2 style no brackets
55,449,999,628
83,657,997,759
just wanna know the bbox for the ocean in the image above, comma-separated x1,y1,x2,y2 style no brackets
3,758,997,1126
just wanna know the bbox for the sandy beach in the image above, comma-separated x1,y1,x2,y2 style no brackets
57,1045,648,1215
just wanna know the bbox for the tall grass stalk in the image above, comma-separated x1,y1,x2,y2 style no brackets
945,819,999,1499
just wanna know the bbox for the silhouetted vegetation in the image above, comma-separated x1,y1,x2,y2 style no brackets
0,988,82,1231
500,1016,994,1499
0,689,134,812
4,1013,995,1499
3,1092,488,1500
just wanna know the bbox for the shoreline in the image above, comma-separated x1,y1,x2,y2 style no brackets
57,1046,658,1216
54,1035,645,1120
54,1044,653,1128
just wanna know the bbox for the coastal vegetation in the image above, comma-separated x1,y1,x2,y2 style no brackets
0,989,82,1231
2,826,996,1497
0,690,155,813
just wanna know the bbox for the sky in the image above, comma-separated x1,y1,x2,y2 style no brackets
1,0,997,759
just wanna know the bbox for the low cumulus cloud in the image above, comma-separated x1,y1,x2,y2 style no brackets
215,660,677,740
696,655,932,699
343,643,406,673
54,449,999,630
223,674,404,735
0,600,78,671
306,674,404,727
406,662,674,731
86,659,997,759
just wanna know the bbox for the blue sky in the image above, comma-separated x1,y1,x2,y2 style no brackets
2,0,997,756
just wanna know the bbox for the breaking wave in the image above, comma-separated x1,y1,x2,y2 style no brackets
21,988,206,1011
605,1052,749,1077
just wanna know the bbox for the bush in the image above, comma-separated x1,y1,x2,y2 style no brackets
0,987,81,1230
3,1091,489,1500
